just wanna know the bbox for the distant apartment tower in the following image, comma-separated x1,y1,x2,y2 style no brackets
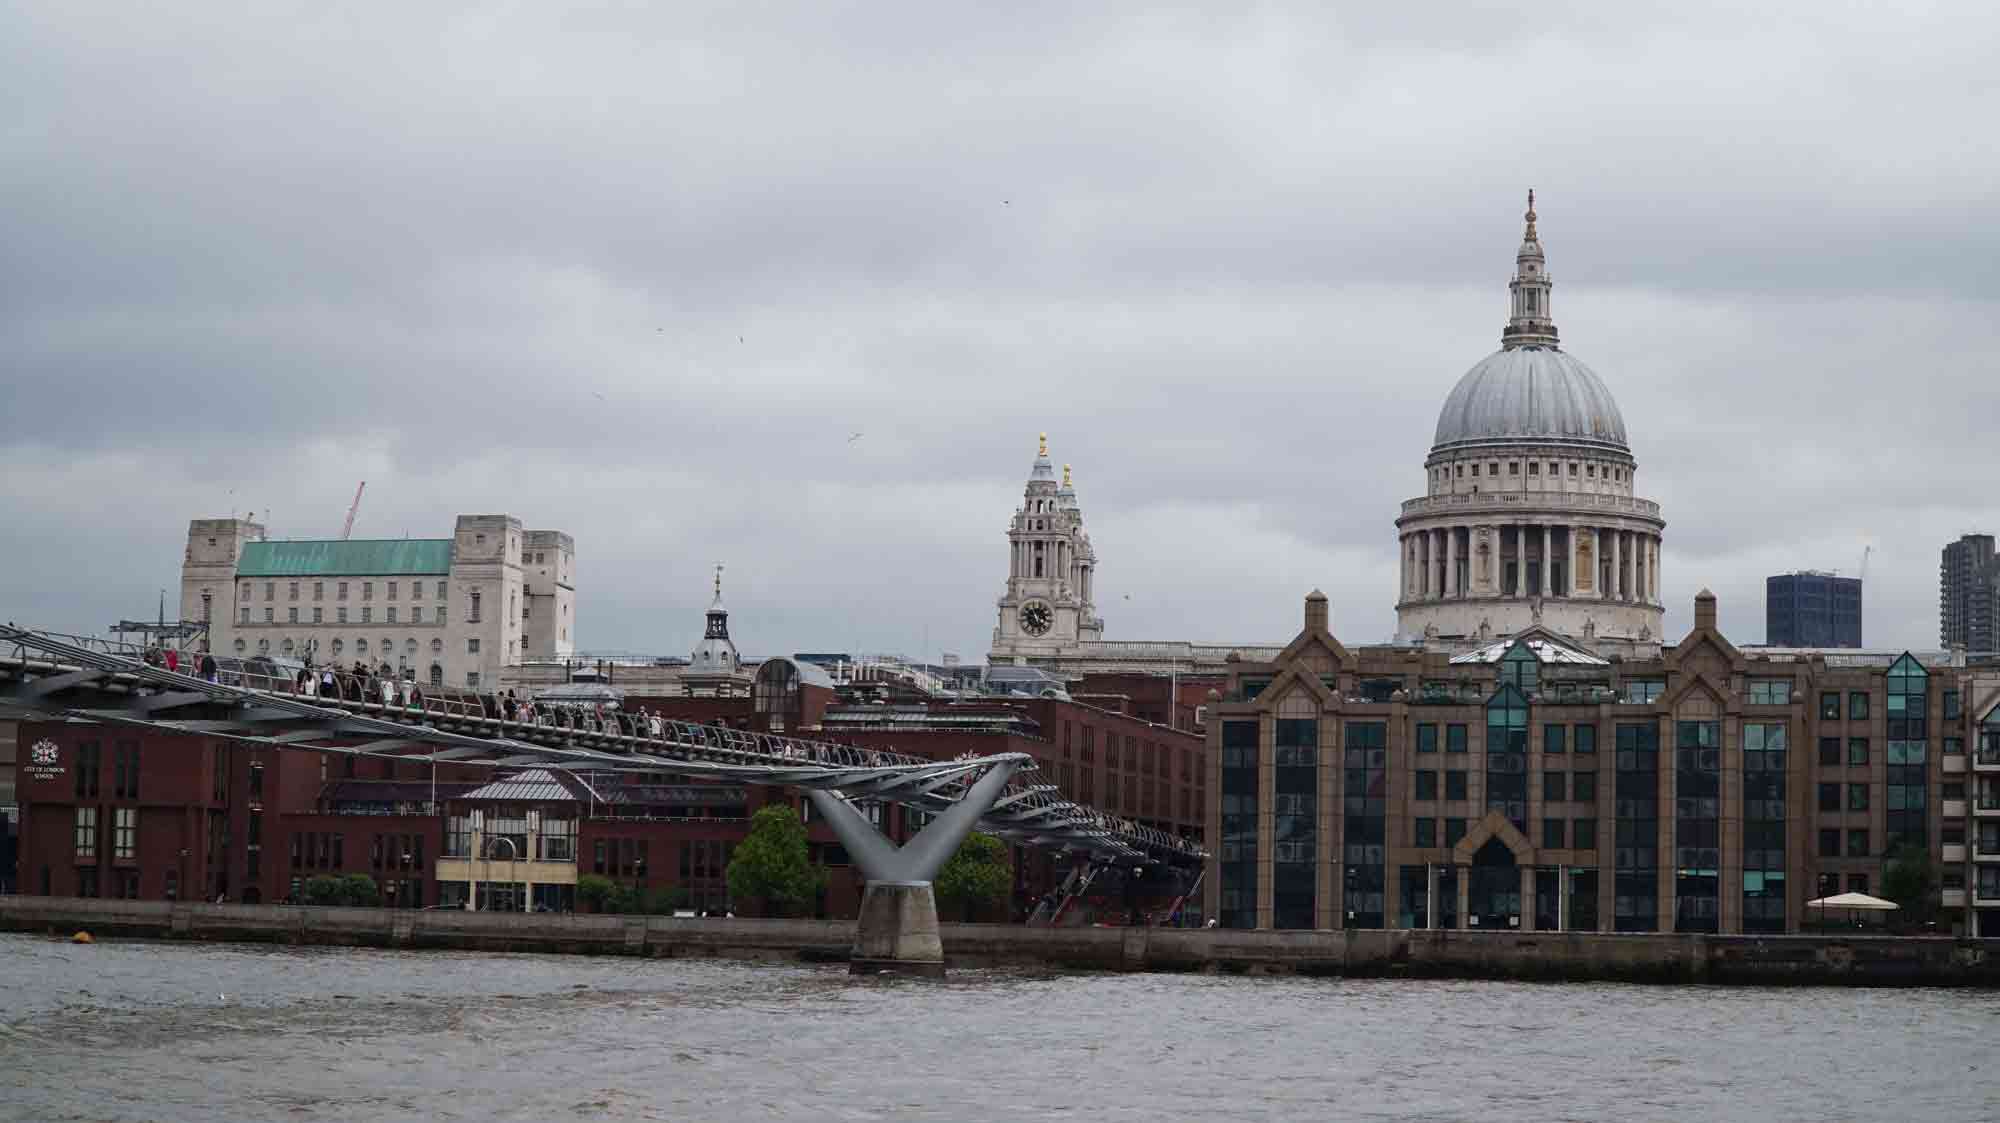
1940,534,2000,652
1765,571,1862,648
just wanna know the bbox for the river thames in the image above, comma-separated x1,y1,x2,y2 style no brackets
0,932,1991,1122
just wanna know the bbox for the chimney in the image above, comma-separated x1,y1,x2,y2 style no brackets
1694,588,1718,632
1305,589,1330,632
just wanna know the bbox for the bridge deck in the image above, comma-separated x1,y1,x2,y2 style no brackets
1,625,1204,868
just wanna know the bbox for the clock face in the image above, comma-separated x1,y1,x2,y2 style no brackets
1020,600,1054,637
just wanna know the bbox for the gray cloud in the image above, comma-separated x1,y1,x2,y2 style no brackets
3,3,1996,661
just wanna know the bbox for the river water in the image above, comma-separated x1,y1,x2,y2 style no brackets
0,932,1992,1122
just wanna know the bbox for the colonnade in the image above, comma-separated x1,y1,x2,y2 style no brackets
1401,523,1660,605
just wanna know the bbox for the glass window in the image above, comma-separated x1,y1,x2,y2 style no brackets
1818,782,1840,812
1945,690,1962,720
1414,771,1438,801
75,806,98,859
361,607,372,624
1574,725,1596,754
1573,818,1596,849
1414,818,1437,847
1444,818,1467,848
1416,723,1437,753
1544,725,1566,754
1849,692,1869,720
1820,692,1840,720
1445,770,1468,801
1573,772,1596,802
1818,828,1840,858
1847,783,1870,811
1542,819,1565,849
1544,771,1566,802
1847,738,1868,765
1446,724,1467,753
1749,680,1791,705
1847,829,1869,857
1622,679,1665,704
1818,737,1840,766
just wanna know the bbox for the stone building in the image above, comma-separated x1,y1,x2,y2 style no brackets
180,514,574,688
1206,589,2000,936
1396,192,1665,655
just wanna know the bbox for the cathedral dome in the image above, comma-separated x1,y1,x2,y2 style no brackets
1431,347,1628,454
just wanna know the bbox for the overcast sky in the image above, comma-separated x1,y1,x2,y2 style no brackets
4,3,1997,663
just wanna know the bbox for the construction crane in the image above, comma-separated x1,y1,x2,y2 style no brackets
340,481,366,540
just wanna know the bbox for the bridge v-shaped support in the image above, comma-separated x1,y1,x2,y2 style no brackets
806,758,1021,978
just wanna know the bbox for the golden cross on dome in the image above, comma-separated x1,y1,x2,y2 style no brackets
1038,432,1048,457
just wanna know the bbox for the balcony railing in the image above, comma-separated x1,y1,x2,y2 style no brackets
1399,492,1663,520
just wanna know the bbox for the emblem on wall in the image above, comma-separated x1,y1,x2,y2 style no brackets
26,739,65,781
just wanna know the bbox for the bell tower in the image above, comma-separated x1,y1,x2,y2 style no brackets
990,434,1101,666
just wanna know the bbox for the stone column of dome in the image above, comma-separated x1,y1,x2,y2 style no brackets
1541,525,1553,597
1445,526,1458,598
1610,528,1623,602
1514,525,1527,598
1568,523,1581,600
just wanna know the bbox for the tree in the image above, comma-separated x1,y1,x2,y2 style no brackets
934,833,1012,922
338,873,380,907
1883,842,1936,924
727,804,824,917
299,875,346,906
576,874,615,913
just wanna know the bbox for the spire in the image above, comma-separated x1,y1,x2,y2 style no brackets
1502,188,1559,349
1029,432,1055,483
704,565,730,640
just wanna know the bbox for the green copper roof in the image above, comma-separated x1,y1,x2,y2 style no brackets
237,539,454,577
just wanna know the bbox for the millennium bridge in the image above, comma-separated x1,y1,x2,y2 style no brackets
0,623,1203,975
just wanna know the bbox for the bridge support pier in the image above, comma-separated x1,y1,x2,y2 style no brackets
806,758,1021,979
850,881,945,977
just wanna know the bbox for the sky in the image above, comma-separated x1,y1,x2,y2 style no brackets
4,2,1998,663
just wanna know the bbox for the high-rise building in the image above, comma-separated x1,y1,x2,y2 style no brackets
1940,534,1999,652
1766,572,1862,648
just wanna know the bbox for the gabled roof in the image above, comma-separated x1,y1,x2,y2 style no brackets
459,768,579,803
237,539,454,577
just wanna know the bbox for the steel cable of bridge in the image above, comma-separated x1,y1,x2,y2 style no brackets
0,624,1204,868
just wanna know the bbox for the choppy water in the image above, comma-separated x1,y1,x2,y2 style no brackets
0,932,1994,1122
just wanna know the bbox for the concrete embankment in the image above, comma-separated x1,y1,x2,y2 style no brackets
5,896,1998,986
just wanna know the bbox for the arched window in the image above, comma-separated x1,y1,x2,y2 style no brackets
281,639,295,656
257,638,270,654
431,638,443,654
429,663,444,687
405,639,418,655
356,639,369,656
331,639,344,656
233,639,246,654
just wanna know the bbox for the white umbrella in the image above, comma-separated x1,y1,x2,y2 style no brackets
1805,892,1898,910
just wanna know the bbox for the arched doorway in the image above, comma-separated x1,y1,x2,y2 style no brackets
1467,837,1520,929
